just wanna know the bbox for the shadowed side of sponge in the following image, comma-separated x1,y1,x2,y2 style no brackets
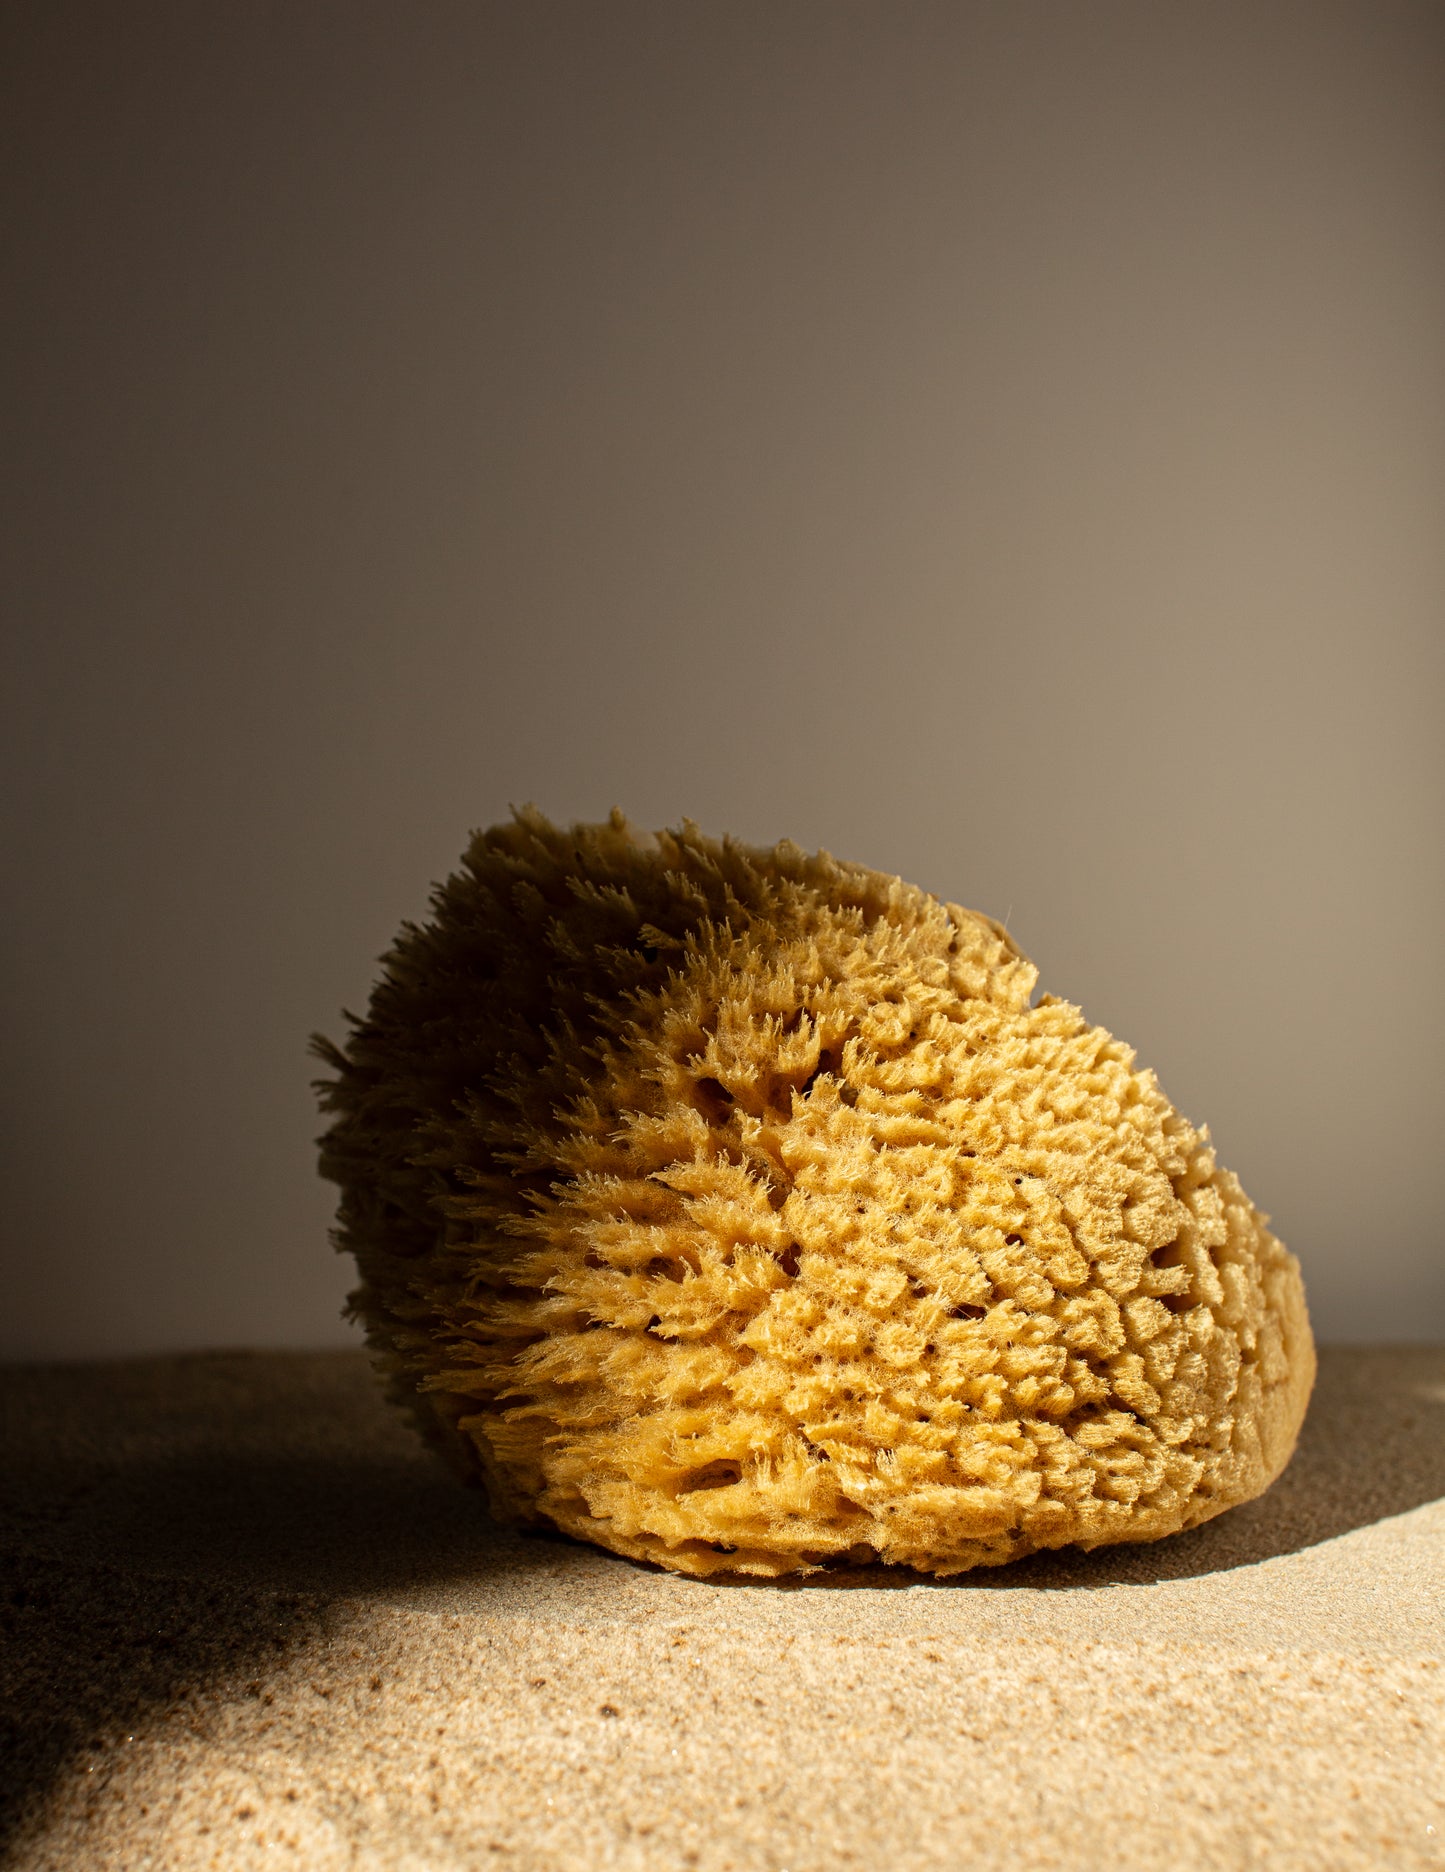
314,808,1314,1578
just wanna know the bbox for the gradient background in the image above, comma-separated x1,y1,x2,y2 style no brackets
3,1,1442,1358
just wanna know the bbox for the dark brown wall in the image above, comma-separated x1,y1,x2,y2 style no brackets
3,1,1442,1354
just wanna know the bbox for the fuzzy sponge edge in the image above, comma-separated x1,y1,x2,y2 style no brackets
313,809,1315,1578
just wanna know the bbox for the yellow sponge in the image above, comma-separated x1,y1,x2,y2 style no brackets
314,809,1314,1577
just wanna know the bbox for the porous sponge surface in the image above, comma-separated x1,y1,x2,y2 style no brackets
315,810,1314,1578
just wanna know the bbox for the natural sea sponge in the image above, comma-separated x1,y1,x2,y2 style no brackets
314,809,1315,1578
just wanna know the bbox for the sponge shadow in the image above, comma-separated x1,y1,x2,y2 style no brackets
0,1350,514,1853
0,1549,321,1860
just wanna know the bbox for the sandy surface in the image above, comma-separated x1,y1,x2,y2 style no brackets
1,1346,1441,1870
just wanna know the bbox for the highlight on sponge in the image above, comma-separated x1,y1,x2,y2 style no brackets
313,808,1315,1578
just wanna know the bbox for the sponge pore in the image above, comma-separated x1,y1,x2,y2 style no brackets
313,809,1314,1578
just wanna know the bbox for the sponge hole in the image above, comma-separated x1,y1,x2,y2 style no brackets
1148,1240,1194,1311
798,1046,843,1101
678,1461,742,1494
693,1077,734,1123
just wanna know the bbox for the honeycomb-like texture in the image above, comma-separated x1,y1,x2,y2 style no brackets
314,809,1315,1577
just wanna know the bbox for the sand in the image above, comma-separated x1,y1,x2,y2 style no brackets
1,1346,1441,1870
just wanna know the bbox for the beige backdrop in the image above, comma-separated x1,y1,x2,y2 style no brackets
3,1,1442,1356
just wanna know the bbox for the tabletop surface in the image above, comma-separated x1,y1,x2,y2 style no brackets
3,1345,1442,1870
